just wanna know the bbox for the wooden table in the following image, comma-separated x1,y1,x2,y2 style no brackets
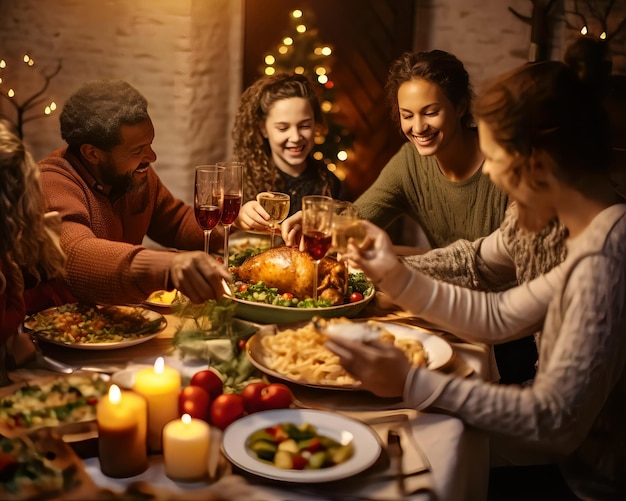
9,297,493,501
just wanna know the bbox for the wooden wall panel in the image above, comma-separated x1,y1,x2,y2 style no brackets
243,0,414,200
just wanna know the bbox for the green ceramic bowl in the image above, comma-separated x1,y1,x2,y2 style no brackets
230,288,374,325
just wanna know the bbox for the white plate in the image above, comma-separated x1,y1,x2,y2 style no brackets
247,321,454,390
227,232,272,256
222,408,381,483
24,305,166,350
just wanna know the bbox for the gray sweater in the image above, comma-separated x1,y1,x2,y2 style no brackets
381,204,626,499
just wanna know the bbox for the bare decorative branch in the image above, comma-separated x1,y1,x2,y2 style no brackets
0,56,62,138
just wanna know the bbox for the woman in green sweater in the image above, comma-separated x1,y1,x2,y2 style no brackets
353,50,508,248
282,50,508,249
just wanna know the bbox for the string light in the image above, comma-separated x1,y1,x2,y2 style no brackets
0,52,62,137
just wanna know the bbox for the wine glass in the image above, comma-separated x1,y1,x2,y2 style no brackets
194,165,224,254
302,195,334,301
217,161,243,262
256,191,290,248
331,200,365,259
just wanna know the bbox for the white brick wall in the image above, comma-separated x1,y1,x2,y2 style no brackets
1,0,623,205
0,0,242,205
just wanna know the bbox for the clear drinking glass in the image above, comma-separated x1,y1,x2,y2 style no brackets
256,191,290,248
302,195,334,301
194,165,224,254
217,161,243,262
331,200,365,258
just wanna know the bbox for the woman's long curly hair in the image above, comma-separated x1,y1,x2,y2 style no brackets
232,73,326,204
0,119,66,286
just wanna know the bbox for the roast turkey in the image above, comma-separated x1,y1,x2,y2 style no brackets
231,246,347,303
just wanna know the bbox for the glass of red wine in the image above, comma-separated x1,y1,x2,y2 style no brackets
302,195,334,301
194,165,224,254
217,161,243,262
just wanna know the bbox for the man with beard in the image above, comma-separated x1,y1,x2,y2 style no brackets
38,80,230,306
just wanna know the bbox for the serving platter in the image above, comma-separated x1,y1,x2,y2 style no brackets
247,321,454,390
229,290,374,325
24,304,166,350
0,373,110,438
222,408,381,483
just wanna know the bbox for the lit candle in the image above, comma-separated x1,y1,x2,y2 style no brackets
132,357,181,452
97,384,148,478
163,413,211,482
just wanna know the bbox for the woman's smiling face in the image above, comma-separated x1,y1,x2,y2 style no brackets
397,78,465,157
261,97,315,174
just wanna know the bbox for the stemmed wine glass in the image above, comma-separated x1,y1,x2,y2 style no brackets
194,165,224,254
302,195,334,301
217,161,243,262
331,200,364,259
256,191,290,248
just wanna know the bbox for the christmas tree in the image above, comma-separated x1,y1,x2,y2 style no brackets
259,8,353,180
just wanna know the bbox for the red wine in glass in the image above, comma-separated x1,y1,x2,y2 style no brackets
195,205,222,231
221,194,242,225
304,231,332,261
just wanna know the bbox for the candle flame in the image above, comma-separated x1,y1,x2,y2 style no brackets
154,356,165,374
109,384,122,404
182,413,192,424
581,26,588,35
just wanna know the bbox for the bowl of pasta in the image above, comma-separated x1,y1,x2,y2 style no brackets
246,318,454,390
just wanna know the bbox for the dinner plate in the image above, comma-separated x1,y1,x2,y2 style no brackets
230,290,374,325
227,232,272,255
24,305,166,350
222,408,381,483
247,321,454,390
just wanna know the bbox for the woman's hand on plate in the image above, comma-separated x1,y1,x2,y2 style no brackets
325,335,410,398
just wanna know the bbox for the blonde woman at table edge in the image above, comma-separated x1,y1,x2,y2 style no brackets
327,59,626,499
0,118,74,378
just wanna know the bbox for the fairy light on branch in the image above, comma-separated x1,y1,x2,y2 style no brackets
0,52,61,138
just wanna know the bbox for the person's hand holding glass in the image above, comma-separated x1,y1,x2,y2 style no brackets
194,165,224,254
302,195,334,301
331,201,365,260
256,191,290,248
217,162,243,261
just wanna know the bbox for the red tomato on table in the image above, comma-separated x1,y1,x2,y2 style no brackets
190,369,223,400
178,386,211,422
210,394,245,430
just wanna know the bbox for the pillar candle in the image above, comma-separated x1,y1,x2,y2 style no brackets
132,357,181,452
163,413,211,482
97,384,148,478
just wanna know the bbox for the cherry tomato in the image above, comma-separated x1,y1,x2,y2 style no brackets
237,339,247,351
178,385,211,422
210,393,245,430
216,256,224,263
238,283,248,292
349,292,364,303
281,292,294,300
259,383,294,411
240,381,269,413
190,369,224,400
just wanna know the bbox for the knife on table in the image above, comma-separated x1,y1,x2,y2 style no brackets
387,428,407,496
